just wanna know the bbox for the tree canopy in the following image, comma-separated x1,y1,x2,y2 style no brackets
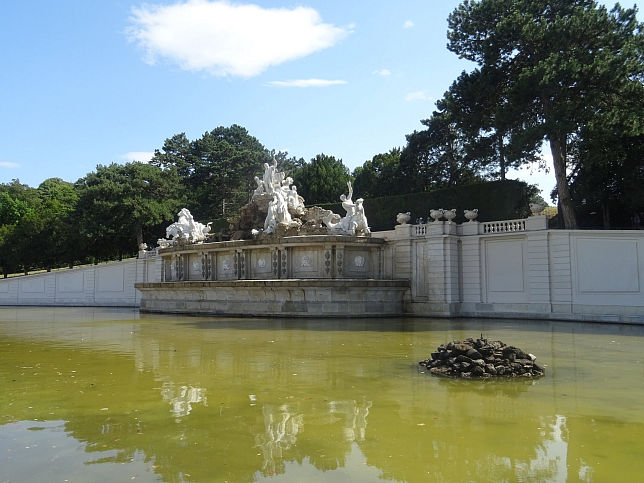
399,107,485,192
352,149,403,198
292,154,353,205
447,0,644,228
75,162,181,260
150,125,271,220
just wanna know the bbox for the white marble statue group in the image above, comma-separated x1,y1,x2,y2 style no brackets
158,158,370,246
323,181,370,236
253,159,305,234
254,159,369,236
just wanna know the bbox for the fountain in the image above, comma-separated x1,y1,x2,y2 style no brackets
135,160,409,317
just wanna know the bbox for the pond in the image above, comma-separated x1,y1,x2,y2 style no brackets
1,307,643,482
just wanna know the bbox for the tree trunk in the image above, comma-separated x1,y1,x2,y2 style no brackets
497,133,506,180
549,137,578,229
601,201,610,228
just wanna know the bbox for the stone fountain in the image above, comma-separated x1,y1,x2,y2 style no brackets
136,160,409,317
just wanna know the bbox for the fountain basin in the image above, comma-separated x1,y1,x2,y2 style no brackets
136,279,410,317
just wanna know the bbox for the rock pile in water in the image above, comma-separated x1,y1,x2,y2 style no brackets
419,336,545,378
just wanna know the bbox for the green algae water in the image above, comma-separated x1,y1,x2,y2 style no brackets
1,308,643,482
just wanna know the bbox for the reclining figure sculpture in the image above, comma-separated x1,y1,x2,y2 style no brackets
163,208,212,245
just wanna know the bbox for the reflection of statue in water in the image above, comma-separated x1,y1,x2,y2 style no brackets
324,182,371,236
165,208,211,244
160,382,207,420
255,404,303,476
329,399,372,442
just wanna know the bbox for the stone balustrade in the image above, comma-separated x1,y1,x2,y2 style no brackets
158,235,385,282
481,218,527,233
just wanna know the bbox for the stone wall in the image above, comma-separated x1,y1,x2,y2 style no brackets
0,256,161,307
1,218,642,323
375,216,644,323
137,279,409,317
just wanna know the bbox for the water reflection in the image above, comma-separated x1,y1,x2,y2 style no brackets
255,404,303,476
161,383,207,419
1,308,644,482
329,399,372,442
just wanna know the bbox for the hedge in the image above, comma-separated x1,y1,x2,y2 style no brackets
317,180,536,231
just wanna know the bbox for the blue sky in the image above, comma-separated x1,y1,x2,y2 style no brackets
1,0,638,199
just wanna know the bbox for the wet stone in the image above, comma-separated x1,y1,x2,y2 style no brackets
466,348,483,360
418,336,545,379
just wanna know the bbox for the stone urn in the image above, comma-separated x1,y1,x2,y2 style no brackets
443,208,456,223
529,203,544,216
464,209,479,222
429,209,444,222
396,212,411,225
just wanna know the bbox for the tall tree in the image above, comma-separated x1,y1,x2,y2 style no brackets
0,181,39,274
292,154,353,204
34,178,79,270
400,106,483,192
445,69,540,180
448,0,644,228
76,162,181,259
353,148,402,198
0,191,30,226
150,125,271,219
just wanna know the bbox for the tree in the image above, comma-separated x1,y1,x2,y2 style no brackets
292,154,353,204
352,148,403,198
34,178,80,270
445,69,541,180
271,150,305,178
0,191,30,226
570,128,644,227
448,0,644,228
150,125,271,219
399,106,483,192
0,180,39,274
76,162,181,260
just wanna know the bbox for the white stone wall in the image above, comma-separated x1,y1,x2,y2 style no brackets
2,222,643,323
0,256,162,307
376,219,644,323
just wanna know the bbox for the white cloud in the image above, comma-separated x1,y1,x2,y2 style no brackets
404,90,434,102
121,152,155,163
373,68,391,76
0,162,19,168
127,0,349,77
267,79,347,88
403,20,415,29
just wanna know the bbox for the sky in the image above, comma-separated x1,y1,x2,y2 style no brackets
1,0,638,200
